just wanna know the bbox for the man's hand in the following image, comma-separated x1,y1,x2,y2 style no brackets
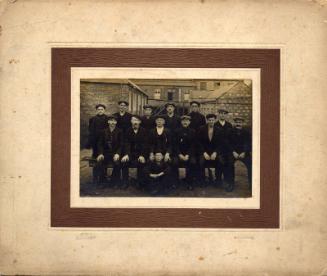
239,152,245,159
138,156,146,163
150,173,158,178
121,155,129,163
113,154,120,162
164,153,171,162
184,154,189,161
211,152,217,160
96,154,104,162
233,151,239,159
204,152,210,161
149,153,155,161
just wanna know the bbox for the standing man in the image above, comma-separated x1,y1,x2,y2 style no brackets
188,101,206,184
173,115,196,190
189,101,206,130
197,114,225,187
96,115,123,187
215,108,233,187
113,100,132,133
87,104,108,182
228,117,252,192
163,103,180,132
141,104,155,131
121,115,148,189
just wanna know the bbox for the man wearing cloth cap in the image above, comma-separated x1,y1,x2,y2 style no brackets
197,113,225,186
228,117,252,192
121,115,149,189
96,115,123,187
148,115,172,164
173,115,197,190
141,105,155,131
188,101,206,184
163,103,180,132
86,104,109,182
215,108,234,187
112,100,132,133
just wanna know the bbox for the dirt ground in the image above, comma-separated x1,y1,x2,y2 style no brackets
80,149,252,198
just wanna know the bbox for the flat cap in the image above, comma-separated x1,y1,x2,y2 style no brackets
155,114,166,120
217,108,229,114
234,117,244,122
118,100,129,106
206,113,217,119
107,114,118,121
165,102,176,108
190,101,201,106
95,104,106,109
131,114,142,121
181,115,191,121
143,104,154,110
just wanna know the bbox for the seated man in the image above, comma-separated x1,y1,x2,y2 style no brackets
228,117,252,192
173,115,196,190
96,115,123,188
121,115,148,189
197,113,225,187
148,115,172,163
144,151,171,196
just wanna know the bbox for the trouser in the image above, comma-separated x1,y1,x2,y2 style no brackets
121,157,146,184
215,153,234,185
95,154,121,183
199,156,220,182
172,156,197,183
146,175,169,195
231,154,252,189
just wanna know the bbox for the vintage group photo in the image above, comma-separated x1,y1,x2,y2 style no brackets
79,78,253,198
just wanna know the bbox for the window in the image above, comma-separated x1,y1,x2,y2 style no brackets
154,89,161,100
200,82,207,90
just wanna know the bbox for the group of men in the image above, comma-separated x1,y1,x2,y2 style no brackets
86,100,252,195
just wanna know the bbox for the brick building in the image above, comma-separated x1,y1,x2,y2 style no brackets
80,79,148,147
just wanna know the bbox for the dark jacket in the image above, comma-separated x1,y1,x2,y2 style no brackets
145,161,170,176
215,120,233,154
97,127,123,156
229,127,251,154
141,115,155,131
87,114,108,146
215,120,233,133
163,114,180,132
174,127,195,156
112,112,132,133
149,127,172,155
123,127,149,158
197,125,225,155
189,111,206,130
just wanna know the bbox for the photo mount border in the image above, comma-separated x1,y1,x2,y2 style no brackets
51,48,280,228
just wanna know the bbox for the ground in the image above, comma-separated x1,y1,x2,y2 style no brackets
80,149,251,198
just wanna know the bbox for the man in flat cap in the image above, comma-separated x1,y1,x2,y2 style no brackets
121,115,148,189
96,115,123,187
112,100,132,133
141,105,156,132
163,103,180,133
197,113,225,186
188,101,206,184
189,101,206,131
148,115,172,164
173,115,197,190
87,104,109,181
228,117,252,192
215,108,233,187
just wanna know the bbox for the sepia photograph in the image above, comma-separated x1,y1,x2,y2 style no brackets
79,77,253,198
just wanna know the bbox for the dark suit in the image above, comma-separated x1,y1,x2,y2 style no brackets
163,114,181,132
96,127,123,183
141,115,155,131
148,127,172,156
113,112,132,133
87,114,108,157
172,127,196,183
229,127,252,189
189,111,206,181
197,125,225,180
122,127,148,183
215,120,233,184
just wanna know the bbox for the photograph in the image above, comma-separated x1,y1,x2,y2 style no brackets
79,78,253,198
